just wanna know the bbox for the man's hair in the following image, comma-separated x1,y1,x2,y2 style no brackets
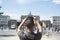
24,16,34,28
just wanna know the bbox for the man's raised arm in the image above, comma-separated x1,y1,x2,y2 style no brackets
33,17,43,33
17,17,28,32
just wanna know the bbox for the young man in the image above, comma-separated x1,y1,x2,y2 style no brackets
17,16,43,40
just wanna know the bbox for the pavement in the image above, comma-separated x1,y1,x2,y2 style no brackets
0,29,60,40
0,29,17,35
0,33,60,40
41,33,60,40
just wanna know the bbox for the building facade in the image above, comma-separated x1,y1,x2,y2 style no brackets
8,20,17,29
0,13,10,29
50,16,60,28
21,15,40,21
41,20,51,28
21,12,40,21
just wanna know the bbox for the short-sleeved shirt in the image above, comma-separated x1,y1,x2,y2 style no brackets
18,26,42,40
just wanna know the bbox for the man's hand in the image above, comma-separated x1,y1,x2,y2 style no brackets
33,17,43,33
33,17,39,24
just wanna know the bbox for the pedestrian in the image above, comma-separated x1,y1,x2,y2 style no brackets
17,16,43,40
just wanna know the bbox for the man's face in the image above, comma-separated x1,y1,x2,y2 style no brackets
27,26,34,32
24,17,34,28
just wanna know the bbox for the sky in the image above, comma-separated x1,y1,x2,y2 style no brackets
0,0,60,21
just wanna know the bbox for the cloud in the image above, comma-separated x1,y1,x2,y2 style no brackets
16,0,28,4
0,0,2,4
16,0,35,4
53,0,60,4
3,12,20,21
16,0,49,4
16,0,60,4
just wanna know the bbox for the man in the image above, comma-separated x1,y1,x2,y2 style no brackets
17,16,42,40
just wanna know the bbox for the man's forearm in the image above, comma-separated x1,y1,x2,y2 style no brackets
33,17,43,32
17,21,25,32
18,21,24,30
17,17,28,32
36,21,43,32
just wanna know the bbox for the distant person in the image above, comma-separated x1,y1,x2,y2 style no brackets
43,26,46,34
17,16,43,40
55,27,57,32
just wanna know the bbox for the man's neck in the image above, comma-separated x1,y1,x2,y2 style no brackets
27,28,33,33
